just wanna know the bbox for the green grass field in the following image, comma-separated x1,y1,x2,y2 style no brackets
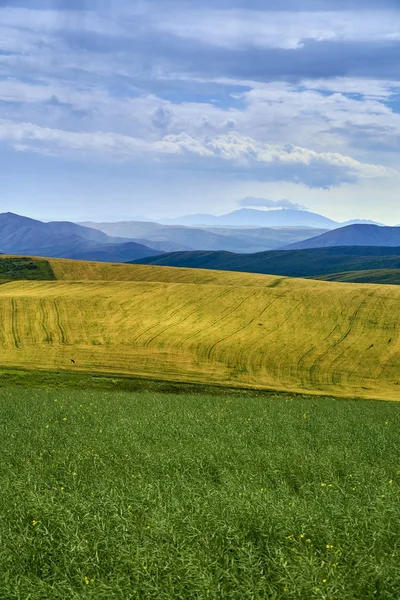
0,382,399,599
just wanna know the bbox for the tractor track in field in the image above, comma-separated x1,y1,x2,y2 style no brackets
10,298,21,349
216,291,290,366
39,299,53,344
204,291,295,361
308,288,381,386
326,289,387,378
129,289,214,345
141,289,237,349
53,299,66,345
177,288,262,345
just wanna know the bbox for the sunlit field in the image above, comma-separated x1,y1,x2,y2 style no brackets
0,257,400,400
1,384,399,599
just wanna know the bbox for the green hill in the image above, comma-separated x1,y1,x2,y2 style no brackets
131,246,400,283
318,269,400,285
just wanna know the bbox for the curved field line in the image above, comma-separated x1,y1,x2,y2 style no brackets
129,288,213,345
39,299,53,344
214,291,290,365
141,289,236,349
325,289,386,377
177,288,261,345
53,299,66,345
10,298,21,349
308,288,381,385
204,291,291,361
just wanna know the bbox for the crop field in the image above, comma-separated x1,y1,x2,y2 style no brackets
48,257,277,286
0,385,399,599
0,257,399,400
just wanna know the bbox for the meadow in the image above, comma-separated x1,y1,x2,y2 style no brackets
0,382,399,599
0,257,399,400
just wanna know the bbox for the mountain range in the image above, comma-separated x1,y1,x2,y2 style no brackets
287,224,400,250
158,208,383,229
1,211,397,266
0,213,162,262
81,220,328,253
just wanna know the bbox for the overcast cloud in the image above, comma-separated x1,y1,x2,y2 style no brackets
0,0,399,222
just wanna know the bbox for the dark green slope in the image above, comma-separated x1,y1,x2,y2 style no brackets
0,257,56,282
130,246,400,283
318,269,400,285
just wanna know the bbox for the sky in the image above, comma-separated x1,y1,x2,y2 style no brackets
0,0,400,223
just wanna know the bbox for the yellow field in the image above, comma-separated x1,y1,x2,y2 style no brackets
1,258,399,400
48,257,279,286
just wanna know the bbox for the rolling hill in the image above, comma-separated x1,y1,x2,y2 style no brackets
0,255,399,401
130,246,400,282
318,269,400,285
81,220,328,253
288,224,400,250
0,213,161,262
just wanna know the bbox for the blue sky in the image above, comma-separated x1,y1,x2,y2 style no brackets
0,0,400,223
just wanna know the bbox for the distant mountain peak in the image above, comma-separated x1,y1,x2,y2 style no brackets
287,224,400,250
160,208,338,229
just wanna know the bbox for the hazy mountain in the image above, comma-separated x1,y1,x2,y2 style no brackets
0,213,161,262
287,225,400,250
81,220,328,253
160,208,339,228
201,226,329,248
132,239,193,253
63,241,163,263
130,246,400,283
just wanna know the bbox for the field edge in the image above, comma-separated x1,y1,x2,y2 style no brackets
0,365,392,404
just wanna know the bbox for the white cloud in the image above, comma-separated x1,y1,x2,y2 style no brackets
0,6,120,37
150,9,400,49
0,120,392,186
302,77,400,100
239,197,307,210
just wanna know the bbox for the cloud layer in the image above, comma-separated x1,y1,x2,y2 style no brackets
0,0,399,219
239,198,307,210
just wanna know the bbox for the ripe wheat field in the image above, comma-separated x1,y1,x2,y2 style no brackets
0,257,399,400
